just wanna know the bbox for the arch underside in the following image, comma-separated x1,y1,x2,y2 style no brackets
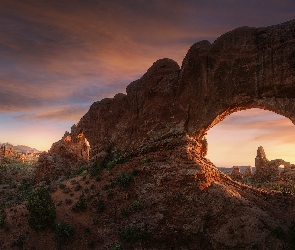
191,97,295,140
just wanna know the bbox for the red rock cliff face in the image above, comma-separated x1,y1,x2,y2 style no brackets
71,58,188,160
37,20,295,181
71,20,295,159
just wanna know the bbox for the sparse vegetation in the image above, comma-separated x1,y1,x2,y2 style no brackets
63,187,70,194
271,226,285,240
90,151,129,175
111,243,123,250
0,206,6,227
141,157,149,164
72,193,87,212
54,220,74,246
133,200,143,212
76,166,88,176
96,199,105,213
65,198,72,205
26,187,56,231
107,190,115,199
121,200,143,217
116,171,133,188
70,179,78,185
289,221,295,249
12,234,25,249
74,184,82,192
121,208,132,217
118,225,147,243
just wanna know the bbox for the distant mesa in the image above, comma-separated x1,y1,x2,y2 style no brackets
0,142,42,164
0,142,41,154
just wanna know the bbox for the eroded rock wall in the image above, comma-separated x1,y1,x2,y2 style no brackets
37,19,295,181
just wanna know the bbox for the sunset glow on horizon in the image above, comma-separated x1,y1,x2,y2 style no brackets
1,1,295,165
207,109,295,168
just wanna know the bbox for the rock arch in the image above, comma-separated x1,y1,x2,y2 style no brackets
177,20,295,143
40,20,295,178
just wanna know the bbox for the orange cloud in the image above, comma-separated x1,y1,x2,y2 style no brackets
16,106,89,122
207,109,295,167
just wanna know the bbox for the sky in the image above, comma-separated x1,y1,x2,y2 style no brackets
0,0,295,167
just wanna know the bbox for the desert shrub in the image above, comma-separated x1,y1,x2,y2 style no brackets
65,199,72,205
107,151,129,170
141,157,149,164
26,187,56,231
106,161,116,170
59,183,66,189
288,221,295,249
12,234,25,249
63,187,70,194
132,167,139,176
87,241,95,248
119,225,146,243
96,199,105,213
116,171,133,188
80,169,88,177
90,159,107,177
72,193,87,212
76,166,87,175
54,220,74,246
74,184,82,192
121,208,132,217
272,184,283,191
90,151,129,174
0,206,6,227
271,226,285,239
70,179,78,185
111,243,122,250
102,184,110,190
107,190,115,200
18,178,34,192
133,200,143,212
109,179,116,188
45,178,51,185
121,200,143,217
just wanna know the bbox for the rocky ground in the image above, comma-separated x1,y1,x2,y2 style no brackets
1,151,295,250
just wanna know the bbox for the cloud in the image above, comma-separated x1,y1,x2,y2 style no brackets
207,108,295,167
1,0,295,154
209,108,295,145
16,106,90,122
0,0,294,117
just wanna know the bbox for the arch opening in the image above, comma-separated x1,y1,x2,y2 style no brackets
206,108,295,169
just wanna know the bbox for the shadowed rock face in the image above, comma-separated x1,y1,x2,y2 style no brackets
178,21,295,139
38,20,295,181
71,20,295,158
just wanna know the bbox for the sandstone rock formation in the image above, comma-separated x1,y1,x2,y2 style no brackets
36,132,90,181
13,19,295,250
244,166,253,178
0,144,14,158
37,19,295,186
230,146,295,182
255,146,295,181
230,166,243,181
